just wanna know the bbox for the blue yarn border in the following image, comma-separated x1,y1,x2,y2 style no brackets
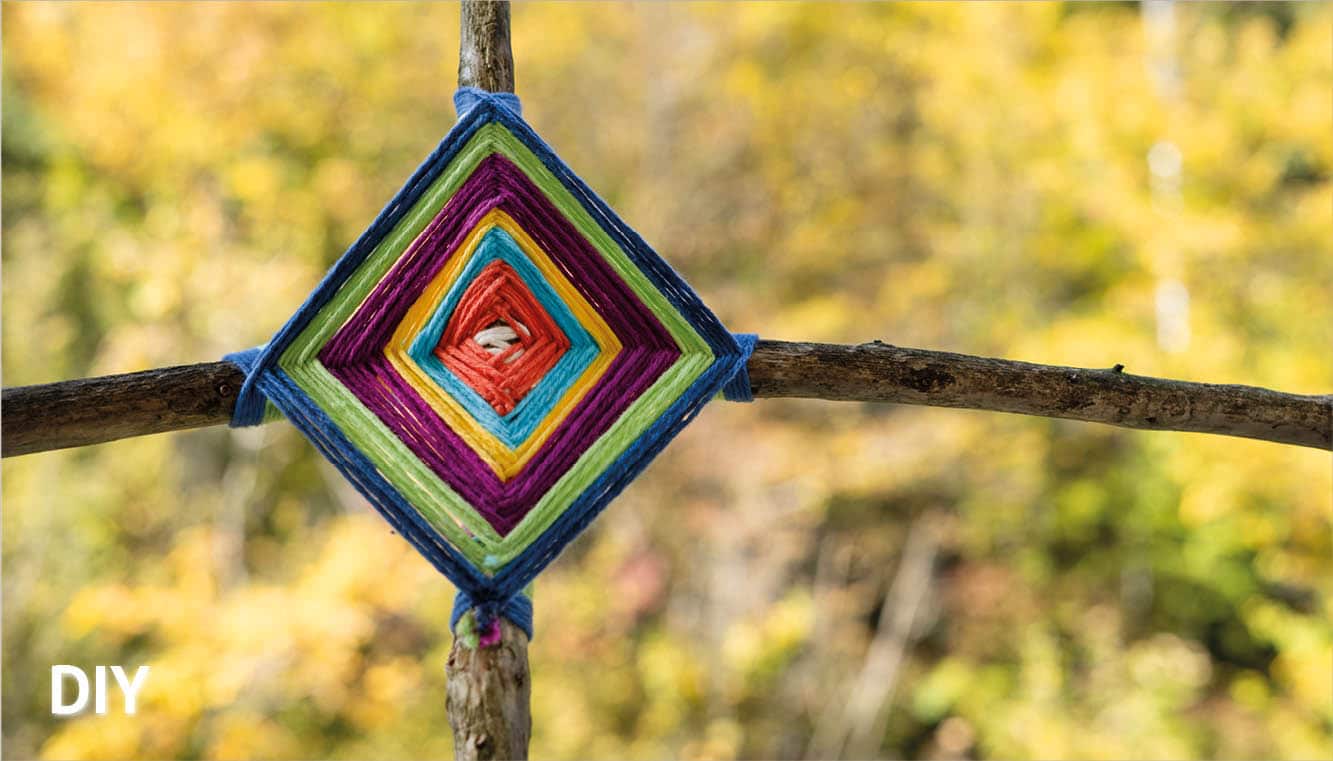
227,88,749,625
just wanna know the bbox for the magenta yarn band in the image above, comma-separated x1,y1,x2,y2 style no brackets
319,154,678,534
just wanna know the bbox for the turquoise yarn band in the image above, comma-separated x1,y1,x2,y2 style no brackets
407,226,599,448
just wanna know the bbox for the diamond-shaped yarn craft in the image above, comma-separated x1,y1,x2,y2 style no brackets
226,88,757,637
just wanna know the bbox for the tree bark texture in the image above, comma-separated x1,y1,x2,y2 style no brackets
4,340,1329,458
446,620,532,761
746,340,1331,450
459,0,514,94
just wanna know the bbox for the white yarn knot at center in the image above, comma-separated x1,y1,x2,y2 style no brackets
474,320,529,361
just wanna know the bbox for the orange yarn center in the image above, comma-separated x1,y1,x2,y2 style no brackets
434,260,571,415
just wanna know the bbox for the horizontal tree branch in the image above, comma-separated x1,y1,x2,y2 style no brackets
2,339,1328,457
745,341,1331,449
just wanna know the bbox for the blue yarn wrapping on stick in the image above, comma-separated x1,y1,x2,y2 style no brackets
454,86,522,118
450,590,534,641
223,88,762,645
721,333,759,402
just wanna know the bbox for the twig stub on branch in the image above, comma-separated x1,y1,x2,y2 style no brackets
745,340,1331,450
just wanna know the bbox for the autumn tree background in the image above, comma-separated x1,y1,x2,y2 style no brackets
3,3,1330,759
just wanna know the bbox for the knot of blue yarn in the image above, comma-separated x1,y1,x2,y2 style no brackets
225,345,268,427
454,86,522,120
721,333,760,402
450,589,534,642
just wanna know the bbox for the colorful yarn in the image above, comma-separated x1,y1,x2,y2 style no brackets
226,87,757,640
721,333,761,402
434,261,569,416
385,210,620,482
451,588,533,644
323,155,680,524
401,215,610,455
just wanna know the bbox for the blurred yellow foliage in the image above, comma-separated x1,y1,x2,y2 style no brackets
3,2,1330,759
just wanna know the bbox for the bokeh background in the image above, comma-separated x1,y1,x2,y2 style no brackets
3,2,1331,759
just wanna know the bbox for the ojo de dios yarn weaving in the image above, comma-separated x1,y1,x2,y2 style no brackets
226,88,756,641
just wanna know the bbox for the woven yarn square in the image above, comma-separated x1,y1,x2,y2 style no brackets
226,88,754,635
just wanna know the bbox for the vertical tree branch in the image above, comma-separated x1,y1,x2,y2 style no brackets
448,3,532,760
459,0,514,94
447,619,532,760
